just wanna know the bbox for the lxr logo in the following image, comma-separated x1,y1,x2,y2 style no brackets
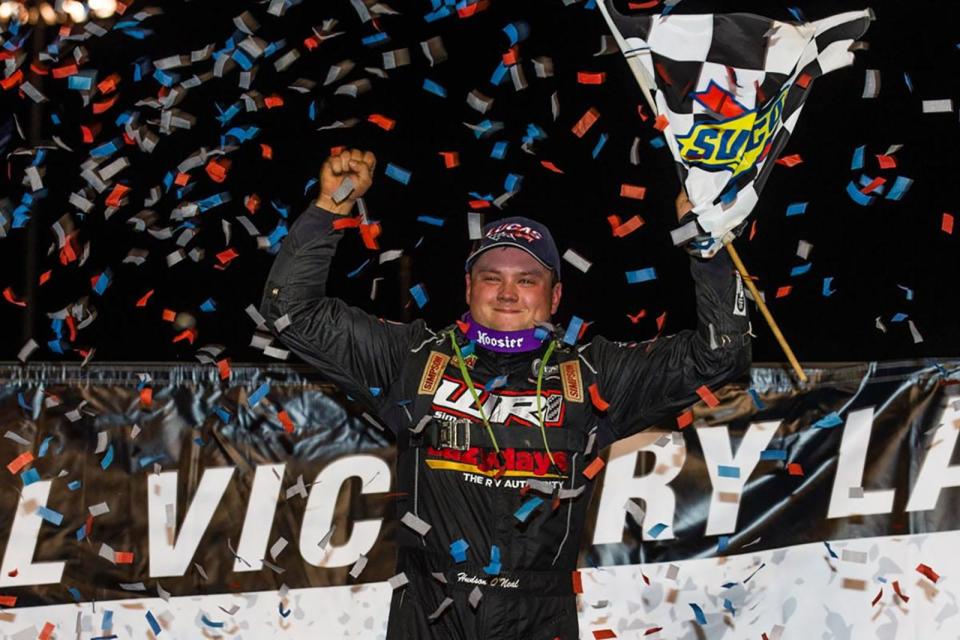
676,80,789,177
431,376,564,427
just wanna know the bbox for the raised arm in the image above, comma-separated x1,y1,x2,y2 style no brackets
259,149,429,411
591,190,752,448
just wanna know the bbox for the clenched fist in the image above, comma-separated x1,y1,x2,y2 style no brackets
315,148,377,215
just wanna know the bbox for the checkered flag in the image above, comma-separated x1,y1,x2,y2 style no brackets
599,1,873,257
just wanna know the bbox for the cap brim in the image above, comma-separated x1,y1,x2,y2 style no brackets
465,241,554,273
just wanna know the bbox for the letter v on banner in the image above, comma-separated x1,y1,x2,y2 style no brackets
148,467,235,577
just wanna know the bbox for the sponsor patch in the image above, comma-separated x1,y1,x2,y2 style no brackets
559,360,584,403
418,351,451,395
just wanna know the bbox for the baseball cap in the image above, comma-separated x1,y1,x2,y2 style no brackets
464,216,562,280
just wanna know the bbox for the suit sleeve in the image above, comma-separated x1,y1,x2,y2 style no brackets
259,203,430,410
591,249,752,448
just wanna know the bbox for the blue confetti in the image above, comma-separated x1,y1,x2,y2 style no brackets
625,268,657,284
489,61,509,85
717,535,729,552
591,132,608,159
385,163,412,185
422,78,447,97
851,145,865,171
649,136,665,149
416,215,445,226
845,180,874,206
369,387,382,397
813,412,843,429
201,615,224,628
102,610,114,631
747,388,766,409
410,284,429,308
361,32,389,46
824,541,838,559
690,602,708,625
760,449,788,461
484,375,508,391
717,465,740,478
482,545,501,575
891,312,908,322
502,21,530,46
563,316,584,345
101,444,114,470
786,202,808,217
790,263,812,277
490,141,508,159
514,496,543,523
248,381,271,407
822,277,836,297
38,436,53,457
903,72,914,93
347,259,370,278
68,587,83,601
647,522,668,538
21,468,40,486
449,538,469,563
200,298,217,312
504,173,523,192
885,176,913,201
145,611,161,635
897,285,914,301
68,480,82,491
37,506,64,526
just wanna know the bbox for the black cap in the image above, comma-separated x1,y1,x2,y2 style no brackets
465,216,561,280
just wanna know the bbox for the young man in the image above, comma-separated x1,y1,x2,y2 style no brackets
260,148,751,639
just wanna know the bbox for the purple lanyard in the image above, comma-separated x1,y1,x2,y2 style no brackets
460,314,546,353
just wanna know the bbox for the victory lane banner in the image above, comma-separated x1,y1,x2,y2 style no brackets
1,360,959,638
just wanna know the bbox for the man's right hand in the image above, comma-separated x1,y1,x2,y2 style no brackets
316,148,377,215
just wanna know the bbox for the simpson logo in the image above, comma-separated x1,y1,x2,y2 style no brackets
485,222,542,243
559,360,584,403
418,351,450,395
676,81,789,178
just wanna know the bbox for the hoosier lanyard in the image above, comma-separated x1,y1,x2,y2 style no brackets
448,331,562,474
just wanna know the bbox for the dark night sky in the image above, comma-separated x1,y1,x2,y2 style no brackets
0,0,957,368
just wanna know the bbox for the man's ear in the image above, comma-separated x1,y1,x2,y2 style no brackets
550,281,562,315
464,272,472,306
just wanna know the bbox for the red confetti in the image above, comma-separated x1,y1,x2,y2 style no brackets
942,213,954,235
656,311,667,332
439,151,459,168
92,94,119,114
7,451,34,474
775,286,792,299
916,563,940,583
140,387,153,409
216,248,240,266
264,95,284,108
173,328,197,344
871,587,883,606
332,216,361,230
161,309,176,322
52,64,79,79
643,628,663,636
278,410,294,433
0,595,17,607
571,570,583,594
217,358,231,381
775,154,803,167
893,580,909,603
860,176,886,195
593,631,617,639
787,463,804,476
115,551,134,564
653,114,669,131
502,47,518,66
572,107,600,138
677,410,693,429
588,383,609,412
360,222,382,250
749,219,758,241
876,154,897,169
39,622,55,640
540,160,564,174
0,69,23,90
582,456,606,480
105,183,130,208
626,309,646,324
796,73,811,88
3,287,26,307
620,183,647,200
260,144,273,159
695,385,720,408
245,193,261,214
577,71,606,85
628,0,659,8
97,73,121,94
368,113,396,131
135,289,154,307
205,158,231,183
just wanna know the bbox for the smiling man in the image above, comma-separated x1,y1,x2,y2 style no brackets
260,148,752,639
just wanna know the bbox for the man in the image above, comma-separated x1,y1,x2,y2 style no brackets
260,148,751,639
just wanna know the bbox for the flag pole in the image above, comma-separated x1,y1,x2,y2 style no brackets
606,23,809,383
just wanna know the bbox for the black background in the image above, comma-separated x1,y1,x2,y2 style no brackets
0,0,956,366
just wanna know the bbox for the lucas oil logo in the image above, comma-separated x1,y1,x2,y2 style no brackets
485,222,542,244
676,80,790,178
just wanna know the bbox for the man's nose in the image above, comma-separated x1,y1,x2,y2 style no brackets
497,282,519,302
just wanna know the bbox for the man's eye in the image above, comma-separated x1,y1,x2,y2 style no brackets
519,279,534,285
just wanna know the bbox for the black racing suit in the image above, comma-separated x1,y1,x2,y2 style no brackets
260,203,751,639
